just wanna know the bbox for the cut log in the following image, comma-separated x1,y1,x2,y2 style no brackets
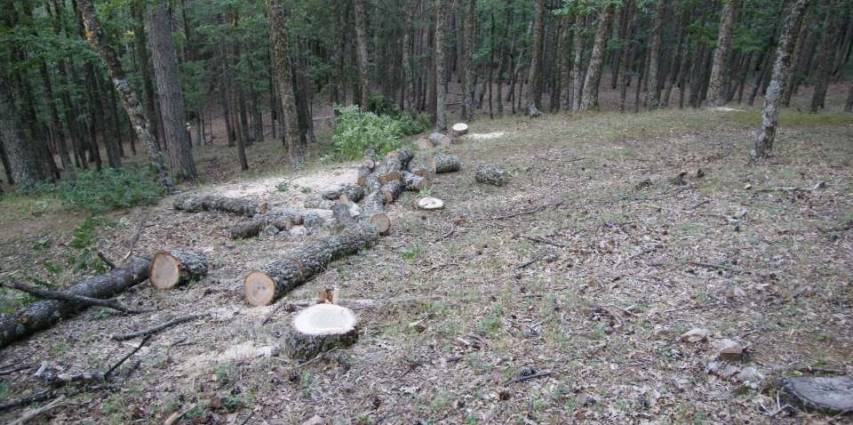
417,197,445,210
243,225,379,306
429,132,452,147
0,256,152,349
380,180,404,203
304,196,335,210
356,166,372,187
402,171,426,191
229,211,303,240
375,148,414,184
149,250,209,289
432,153,461,174
475,165,510,186
409,166,429,178
284,304,358,360
451,123,469,137
322,185,365,202
331,201,359,229
174,194,268,217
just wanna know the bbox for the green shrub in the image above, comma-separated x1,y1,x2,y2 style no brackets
56,167,165,213
329,105,427,161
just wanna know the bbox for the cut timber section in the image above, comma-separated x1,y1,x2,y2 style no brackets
284,303,358,360
149,250,209,289
174,194,268,217
451,122,469,137
229,211,303,240
243,225,379,306
0,256,152,349
432,153,461,174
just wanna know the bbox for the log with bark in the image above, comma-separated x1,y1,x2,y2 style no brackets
432,153,461,174
360,191,391,235
402,171,426,191
229,211,303,240
303,195,335,210
322,185,365,202
0,256,152,349
174,194,268,217
475,165,510,186
375,148,414,184
380,180,404,203
283,303,358,360
149,250,209,289
243,225,379,306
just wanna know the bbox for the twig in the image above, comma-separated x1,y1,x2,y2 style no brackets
9,395,65,425
504,371,552,385
262,303,288,325
517,253,548,270
0,390,54,413
525,236,568,248
97,251,116,269
0,364,31,376
112,314,206,341
434,223,456,242
105,335,152,379
122,215,147,262
3,282,152,314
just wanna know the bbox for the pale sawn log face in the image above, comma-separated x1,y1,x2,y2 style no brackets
150,250,209,289
284,304,359,360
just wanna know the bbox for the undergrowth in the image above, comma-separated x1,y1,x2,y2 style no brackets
326,104,428,161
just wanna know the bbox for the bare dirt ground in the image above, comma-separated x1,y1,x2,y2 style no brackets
1,89,852,424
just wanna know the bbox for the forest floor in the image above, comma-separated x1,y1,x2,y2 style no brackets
0,101,852,424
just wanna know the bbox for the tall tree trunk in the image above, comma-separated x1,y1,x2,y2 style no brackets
97,77,122,168
809,0,840,113
845,84,853,111
434,0,449,130
571,13,586,111
131,0,161,151
0,79,49,187
753,0,812,160
39,61,75,177
462,0,476,121
148,1,196,181
353,0,370,108
618,1,637,112
579,4,615,112
267,0,305,166
782,7,812,107
526,0,545,116
707,0,739,106
645,0,668,109
75,0,172,189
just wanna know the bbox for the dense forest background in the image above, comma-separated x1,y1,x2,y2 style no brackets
1,0,851,190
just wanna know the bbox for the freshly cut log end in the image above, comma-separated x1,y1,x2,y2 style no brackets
149,250,209,289
284,304,359,360
451,123,469,137
244,271,279,306
475,165,510,186
417,197,444,210
369,213,391,235
377,170,402,185
432,153,461,174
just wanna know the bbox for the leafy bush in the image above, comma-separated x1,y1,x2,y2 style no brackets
56,167,165,213
329,105,427,161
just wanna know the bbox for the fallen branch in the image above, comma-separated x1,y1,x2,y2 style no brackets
122,215,147,262
0,256,153,349
9,395,65,425
2,282,151,315
504,370,552,385
525,236,569,248
97,251,116,269
112,314,206,341
0,390,53,413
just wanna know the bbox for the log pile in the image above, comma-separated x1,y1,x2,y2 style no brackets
174,194,269,217
0,256,152,349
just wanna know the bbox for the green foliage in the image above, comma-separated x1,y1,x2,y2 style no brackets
55,168,165,214
401,244,423,261
70,216,110,273
328,105,425,161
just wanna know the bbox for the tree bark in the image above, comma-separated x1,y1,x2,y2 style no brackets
810,0,840,113
267,0,306,167
434,0,449,130
353,0,371,108
571,12,585,111
131,0,162,151
753,0,813,160
707,0,738,106
645,0,668,109
462,0,476,121
0,256,152,349
526,0,545,116
76,0,173,189
148,1,196,181
579,4,615,112
0,79,49,187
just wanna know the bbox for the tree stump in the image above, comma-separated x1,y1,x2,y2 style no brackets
149,250,209,289
283,304,358,360
451,123,469,137
475,165,510,186
417,197,444,210
432,153,461,174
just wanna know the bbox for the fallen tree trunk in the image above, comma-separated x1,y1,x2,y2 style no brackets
284,303,358,360
375,148,414,184
174,194,268,217
322,185,365,202
0,256,152,349
149,250,209,289
229,211,304,240
243,225,379,306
